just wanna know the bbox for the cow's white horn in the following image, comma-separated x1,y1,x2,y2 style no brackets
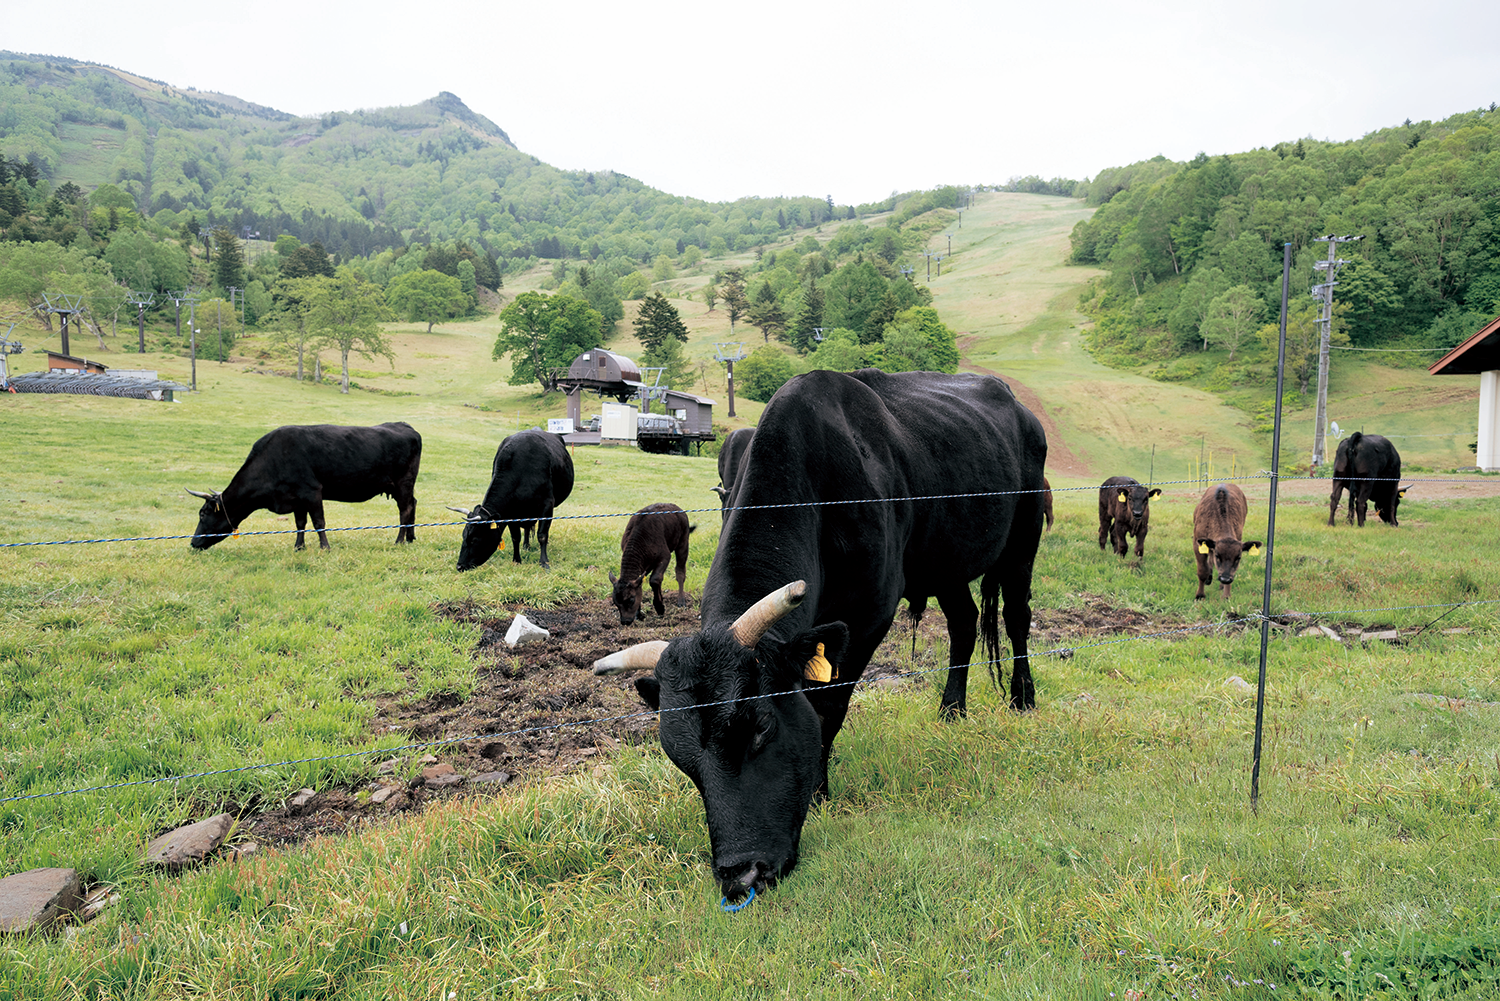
729,580,807,648
445,506,471,515
185,488,215,500
592,640,669,675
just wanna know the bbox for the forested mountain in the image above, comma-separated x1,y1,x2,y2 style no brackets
1069,108,1500,386
0,51,885,265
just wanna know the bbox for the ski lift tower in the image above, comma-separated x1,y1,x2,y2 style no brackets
1309,234,1362,472
126,290,155,354
41,292,85,357
714,342,748,418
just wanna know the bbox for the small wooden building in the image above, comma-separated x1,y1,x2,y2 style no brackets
1429,313,1500,471
660,389,716,436
46,352,107,375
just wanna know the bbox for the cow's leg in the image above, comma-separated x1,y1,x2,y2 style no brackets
509,522,524,563
1354,486,1369,527
1134,524,1147,559
293,509,308,551
395,491,416,544
1098,512,1110,550
996,566,1036,712
1112,521,1129,557
310,501,330,550
1328,483,1343,526
649,553,668,616
536,513,553,568
673,541,690,607
935,582,979,718
1195,548,1211,599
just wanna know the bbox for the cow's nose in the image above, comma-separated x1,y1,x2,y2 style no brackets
719,861,766,903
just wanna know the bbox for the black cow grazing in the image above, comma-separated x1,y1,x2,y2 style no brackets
592,369,1046,904
1042,475,1055,531
453,429,574,571
1328,432,1410,527
1098,475,1161,559
711,427,755,520
609,503,696,625
1193,483,1261,599
186,422,422,551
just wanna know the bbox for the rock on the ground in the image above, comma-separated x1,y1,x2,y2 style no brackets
471,771,511,786
505,614,550,647
289,788,317,813
1361,630,1402,642
1224,675,1257,696
422,763,465,789
0,868,82,934
145,813,234,870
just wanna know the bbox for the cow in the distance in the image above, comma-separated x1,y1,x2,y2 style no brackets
453,429,574,571
1328,432,1410,527
186,422,422,550
711,427,755,521
609,503,695,625
1098,475,1161,559
592,369,1046,906
1193,482,1261,600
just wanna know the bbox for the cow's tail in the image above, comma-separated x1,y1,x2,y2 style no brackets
979,573,1001,684
1348,431,1362,448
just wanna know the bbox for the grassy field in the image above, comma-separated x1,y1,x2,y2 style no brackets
2,196,1499,998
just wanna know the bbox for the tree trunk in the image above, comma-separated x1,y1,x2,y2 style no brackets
341,347,350,394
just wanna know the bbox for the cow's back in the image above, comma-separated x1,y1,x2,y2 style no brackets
1194,483,1247,536
485,429,574,515
238,423,421,502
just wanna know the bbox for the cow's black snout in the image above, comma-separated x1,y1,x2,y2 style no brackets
718,860,768,903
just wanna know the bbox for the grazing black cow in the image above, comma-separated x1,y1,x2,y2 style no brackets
453,429,574,571
1098,475,1161,559
710,427,755,520
609,503,695,625
592,369,1046,904
186,422,422,550
1192,483,1261,600
1328,432,1410,527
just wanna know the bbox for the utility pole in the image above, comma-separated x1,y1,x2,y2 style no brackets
41,292,84,357
226,286,244,340
1309,234,1362,472
126,290,155,354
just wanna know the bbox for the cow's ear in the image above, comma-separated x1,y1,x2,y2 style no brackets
634,675,661,710
1197,540,1213,554
1117,491,1128,504
1243,541,1263,555
608,569,618,584
787,622,850,673
1148,488,1162,499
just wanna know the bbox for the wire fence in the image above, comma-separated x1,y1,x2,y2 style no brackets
4,596,1493,808
3,472,1495,551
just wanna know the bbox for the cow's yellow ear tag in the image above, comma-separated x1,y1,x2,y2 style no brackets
490,522,497,530
804,642,833,683
1118,491,1128,503
1398,489,1407,498
1197,542,1211,554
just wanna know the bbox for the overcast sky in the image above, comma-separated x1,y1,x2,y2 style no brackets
6,0,1498,205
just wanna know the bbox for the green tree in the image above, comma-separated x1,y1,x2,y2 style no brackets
269,277,317,380
1201,285,1263,361
1166,266,1230,352
641,334,694,391
652,254,677,282
387,269,467,332
210,227,245,293
749,282,787,343
493,291,603,389
700,281,718,312
299,270,394,393
719,268,749,338
804,328,865,371
457,259,478,306
281,241,335,279
1256,298,1349,395
821,260,887,341
872,307,959,373
632,291,689,353
736,345,796,402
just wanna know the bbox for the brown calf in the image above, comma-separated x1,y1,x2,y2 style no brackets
609,502,695,625
1098,475,1161,558
1192,483,1261,600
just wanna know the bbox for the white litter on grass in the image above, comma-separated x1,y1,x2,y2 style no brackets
505,614,550,647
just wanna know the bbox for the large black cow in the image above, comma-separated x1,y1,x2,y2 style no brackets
453,428,574,571
1329,432,1409,527
186,422,422,550
710,427,755,520
592,369,1046,904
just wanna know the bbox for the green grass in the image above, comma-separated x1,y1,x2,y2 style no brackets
3,194,1499,998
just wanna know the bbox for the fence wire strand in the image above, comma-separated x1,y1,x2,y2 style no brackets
2,598,1494,807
